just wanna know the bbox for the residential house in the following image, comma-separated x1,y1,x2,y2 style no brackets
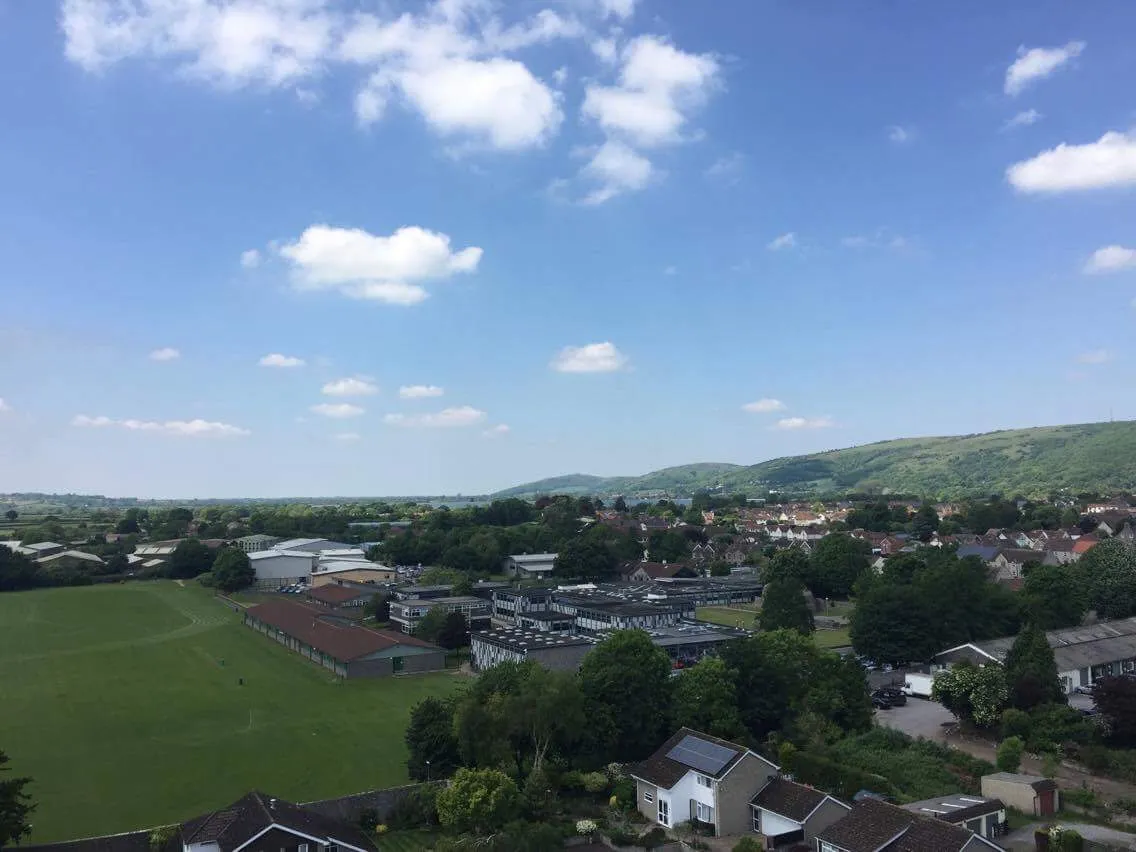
629,728,779,837
690,543,717,564
980,773,1058,817
900,793,1005,841
1040,540,1078,565
815,797,1000,851
1073,536,1100,557
1088,500,1131,515
1097,512,1135,537
244,600,444,677
620,561,698,581
749,777,850,848
989,548,1042,584
934,617,1136,694
503,552,558,579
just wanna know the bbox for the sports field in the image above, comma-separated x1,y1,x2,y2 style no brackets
0,582,461,842
696,604,853,649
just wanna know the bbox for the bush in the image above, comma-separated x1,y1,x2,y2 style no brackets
996,736,1024,773
387,785,439,830
1027,703,1096,753
611,778,636,810
639,827,669,849
1000,708,1032,740
582,771,610,794
1062,787,1100,810
732,838,763,852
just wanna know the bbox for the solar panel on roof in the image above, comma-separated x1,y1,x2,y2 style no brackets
666,734,738,775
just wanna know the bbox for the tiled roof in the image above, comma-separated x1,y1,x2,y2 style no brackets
307,584,370,605
181,791,375,851
246,600,438,662
750,777,831,822
816,798,991,852
628,727,762,790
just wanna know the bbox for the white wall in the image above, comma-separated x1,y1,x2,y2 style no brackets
658,770,716,826
758,809,801,837
252,552,316,581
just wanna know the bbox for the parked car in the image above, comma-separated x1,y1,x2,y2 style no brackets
872,693,893,710
874,687,906,707
1074,684,1094,695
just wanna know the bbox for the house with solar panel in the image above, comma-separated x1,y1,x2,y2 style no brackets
628,727,778,837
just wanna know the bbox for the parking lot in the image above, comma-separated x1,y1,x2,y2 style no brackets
874,695,956,742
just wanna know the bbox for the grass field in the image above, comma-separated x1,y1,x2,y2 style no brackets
696,605,853,649
0,582,462,842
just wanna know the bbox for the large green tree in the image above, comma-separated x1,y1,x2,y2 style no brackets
759,578,814,634
406,697,460,781
671,656,745,740
1076,539,1136,620
554,537,618,581
0,750,34,846
763,548,812,586
437,612,470,650
808,534,870,597
578,630,673,762
436,768,521,835
933,662,1008,728
1023,563,1087,630
0,548,39,592
211,548,254,593
167,538,215,579
1004,622,1064,710
850,584,939,665
1093,675,1136,747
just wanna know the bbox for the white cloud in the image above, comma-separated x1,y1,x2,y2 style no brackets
580,140,654,204
1084,246,1136,275
333,432,360,442
743,398,786,413
258,352,306,368
767,233,796,251
1005,41,1085,96
61,0,336,87
1007,132,1136,193
551,341,627,373
72,414,249,436
399,385,444,399
483,423,511,437
582,35,719,148
240,248,261,268
774,416,834,431
384,405,487,428
310,402,365,418
1076,349,1112,365
322,377,379,396
0,399,10,412
1003,109,1042,131
552,66,568,86
887,125,911,144
278,224,481,305
148,347,180,361
705,152,744,181
591,37,617,64
598,0,637,19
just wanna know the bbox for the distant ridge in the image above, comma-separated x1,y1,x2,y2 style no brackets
493,420,1136,499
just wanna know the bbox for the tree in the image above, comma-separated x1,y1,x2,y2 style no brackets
808,534,870,597
672,657,745,740
406,697,460,781
911,504,940,542
763,548,812,586
3,510,16,522
932,662,1008,728
364,592,392,622
437,612,469,650
613,496,628,512
1076,539,1136,620
211,548,254,593
167,538,215,580
0,750,34,846
996,736,1024,772
1023,563,1087,630
759,578,814,634
579,630,673,762
647,529,689,563
850,583,939,664
554,537,618,581
1092,675,1136,747
415,607,448,642
436,768,521,835
709,561,731,577
1004,622,1064,710
0,548,39,592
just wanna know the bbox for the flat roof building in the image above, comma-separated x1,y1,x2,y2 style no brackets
471,627,595,672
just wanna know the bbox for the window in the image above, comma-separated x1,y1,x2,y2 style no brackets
696,802,714,823
752,810,761,833
299,845,309,852
657,799,669,826
696,774,712,788
643,792,654,804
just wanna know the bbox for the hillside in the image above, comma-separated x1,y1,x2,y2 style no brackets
496,421,1136,499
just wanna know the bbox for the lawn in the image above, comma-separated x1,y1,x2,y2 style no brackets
0,582,462,842
696,606,852,649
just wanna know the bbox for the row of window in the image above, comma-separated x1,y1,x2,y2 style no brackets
641,792,712,825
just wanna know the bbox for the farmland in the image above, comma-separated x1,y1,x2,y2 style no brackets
0,582,461,842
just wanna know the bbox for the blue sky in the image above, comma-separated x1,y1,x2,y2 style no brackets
1,0,1134,498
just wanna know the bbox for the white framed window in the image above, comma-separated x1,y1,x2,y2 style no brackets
299,845,309,852
643,792,654,803
696,774,713,788
752,810,761,833
696,802,714,822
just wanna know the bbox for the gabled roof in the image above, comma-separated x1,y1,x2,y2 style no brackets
35,550,105,565
750,777,844,822
307,584,371,605
180,791,374,851
628,727,774,790
816,798,995,852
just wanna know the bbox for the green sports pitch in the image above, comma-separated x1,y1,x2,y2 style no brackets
0,582,461,842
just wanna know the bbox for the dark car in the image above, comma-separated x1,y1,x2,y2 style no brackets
873,687,906,707
872,693,893,710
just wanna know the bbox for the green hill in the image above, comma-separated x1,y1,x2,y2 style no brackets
497,421,1136,499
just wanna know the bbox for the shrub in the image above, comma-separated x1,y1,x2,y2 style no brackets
1000,708,1032,740
387,785,439,829
1027,703,1096,753
639,826,669,849
582,771,610,794
732,838,763,852
611,778,636,809
996,736,1024,773
1062,787,1100,810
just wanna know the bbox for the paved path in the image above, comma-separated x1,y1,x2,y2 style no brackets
1002,822,1136,850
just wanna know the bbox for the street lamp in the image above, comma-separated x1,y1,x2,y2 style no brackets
426,760,431,782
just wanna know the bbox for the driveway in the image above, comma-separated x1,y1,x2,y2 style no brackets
1001,822,1136,850
874,696,956,742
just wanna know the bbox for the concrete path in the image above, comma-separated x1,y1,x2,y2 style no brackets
1001,822,1136,850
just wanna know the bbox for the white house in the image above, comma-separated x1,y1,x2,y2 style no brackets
248,549,317,589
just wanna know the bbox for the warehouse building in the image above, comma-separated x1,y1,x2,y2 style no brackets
310,560,397,587
248,548,317,589
244,600,445,677
470,627,595,672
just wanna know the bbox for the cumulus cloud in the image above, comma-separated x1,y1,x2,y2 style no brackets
1005,41,1085,96
551,342,628,373
580,140,654,204
767,233,796,251
399,385,444,399
582,35,719,148
278,224,482,305
742,399,786,413
148,347,180,361
310,402,365,418
322,377,379,396
384,405,487,428
887,125,911,144
0,399,10,412
1003,109,1042,131
1084,246,1136,275
774,416,833,431
483,423,511,437
1007,132,1136,193
259,353,305,367
72,414,249,436
1076,349,1112,365
240,248,261,268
